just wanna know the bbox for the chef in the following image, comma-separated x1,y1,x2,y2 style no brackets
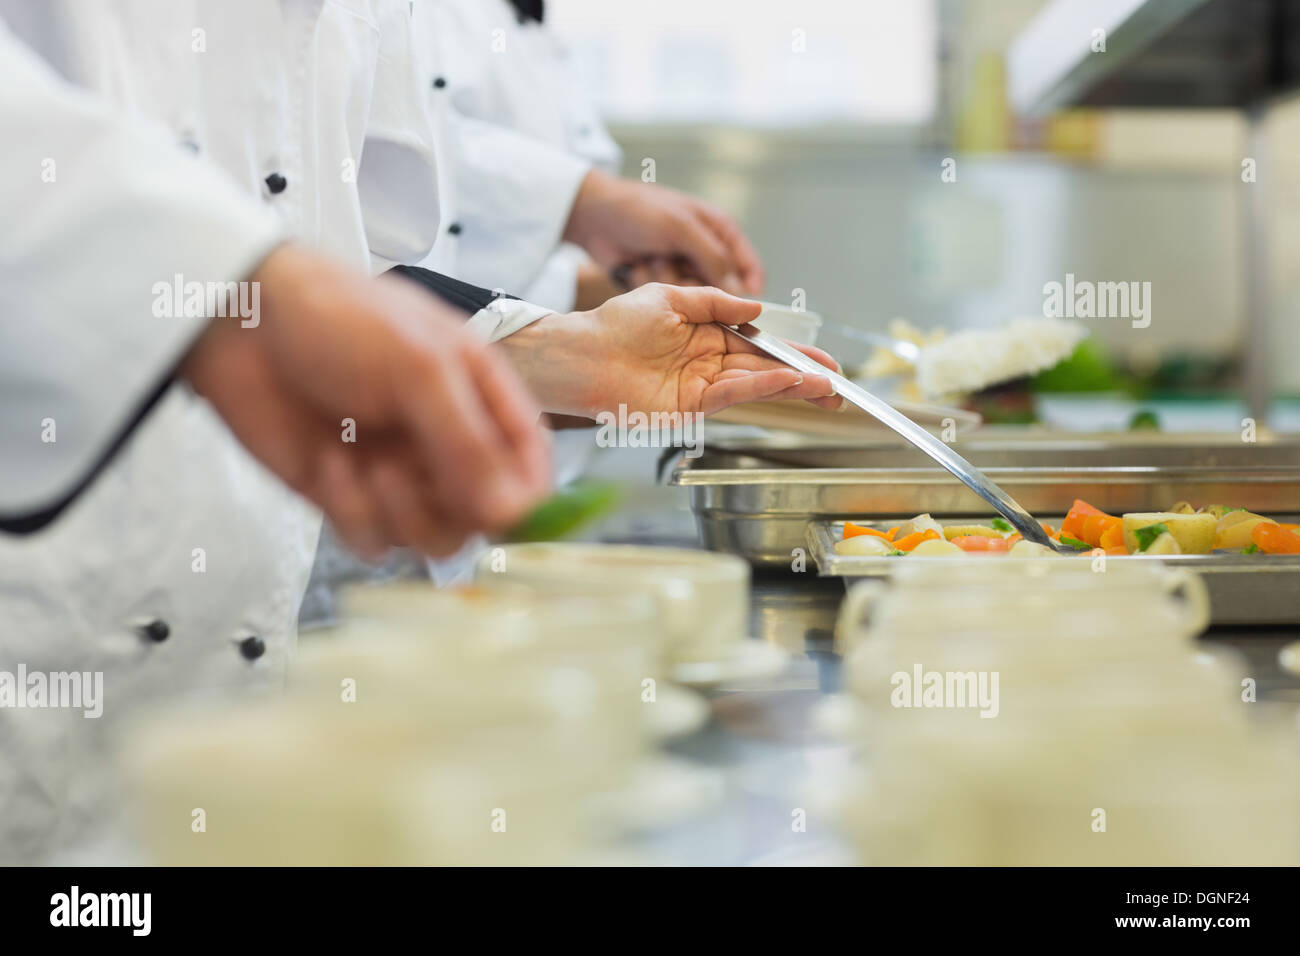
414,0,765,310
0,0,556,863
0,0,839,863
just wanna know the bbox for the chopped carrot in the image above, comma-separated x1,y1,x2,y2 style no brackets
1060,499,1107,539
1099,523,1125,551
1040,522,1056,538
1104,546,1128,556
894,529,940,551
886,526,900,541
843,522,890,540
1281,523,1299,533
1252,522,1300,554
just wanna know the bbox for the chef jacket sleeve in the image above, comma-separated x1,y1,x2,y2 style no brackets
445,113,591,294
388,265,553,343
0,17,288,533
361,0,444,270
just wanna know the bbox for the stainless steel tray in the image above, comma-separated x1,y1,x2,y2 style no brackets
670,435,1300,567
805,519,1300,626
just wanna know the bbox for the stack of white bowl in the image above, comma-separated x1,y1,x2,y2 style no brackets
121,546,752,865
475,543,753,668
833,561,1300,865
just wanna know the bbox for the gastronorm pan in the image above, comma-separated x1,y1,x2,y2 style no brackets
804,519,1300,626
670,435,1300,567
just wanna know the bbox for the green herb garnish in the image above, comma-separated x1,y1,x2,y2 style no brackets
1059,536,1091,551
1223,506,1245,514
990,517,1013,533
1128,410,1160,431
1133,523,1170,552
504,481,622,543
1242,542,1262,554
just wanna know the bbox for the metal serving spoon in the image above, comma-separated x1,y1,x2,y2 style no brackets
725,324,1075,553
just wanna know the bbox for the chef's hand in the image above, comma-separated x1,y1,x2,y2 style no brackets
181,244,552,558
563,169,765,296
497,283,843,419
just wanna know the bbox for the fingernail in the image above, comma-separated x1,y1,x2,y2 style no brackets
794,375,804,386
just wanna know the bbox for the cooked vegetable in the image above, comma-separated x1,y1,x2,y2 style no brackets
505,481,621,543
894,530,941,552
843,522,890,540
908,538,965,556
1214,511,1273,551
1128,410,1161,431
1061,499,1123,548
1132,523,1170,552
1098,522,1125,550
1060,499,1108,540
1122,512,1215,554
835,498,1293,560
951,535,1014,552
942,524,1004,540
1143,531,1182,555
835,534,898,557
893,513,944,539
1251,522,1300,555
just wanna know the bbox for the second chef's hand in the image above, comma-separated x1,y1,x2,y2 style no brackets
494,283,843,420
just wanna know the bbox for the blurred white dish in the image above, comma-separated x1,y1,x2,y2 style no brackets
670,639,789,688
477,543,750,666
641,682,710,740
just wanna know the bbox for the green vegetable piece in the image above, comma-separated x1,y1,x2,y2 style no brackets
1223,506,1245,514
1133,523,1171,553
1128,410,1160,431
990,517,1012,533
1242,542,1262,554
1059,535,1092,551
503,481,622,543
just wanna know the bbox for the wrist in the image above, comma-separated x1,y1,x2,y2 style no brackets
561,168,617,249
494,308,603,418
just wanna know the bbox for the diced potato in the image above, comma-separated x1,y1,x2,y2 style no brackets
1166,501,1196,515
907,538,965,557
894,513,944,539
1215,514,1275,550
1143,531,1182,555
1008,539,1056,558
1121,512,1216,554
942,524,1003,540
835,534,897,557
1199,504,1230,519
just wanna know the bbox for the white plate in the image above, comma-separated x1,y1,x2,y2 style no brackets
671,640,790,689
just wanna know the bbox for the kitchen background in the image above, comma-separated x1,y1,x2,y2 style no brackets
549,0,1300,422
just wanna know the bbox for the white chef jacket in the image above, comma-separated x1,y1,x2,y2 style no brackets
413,0,622,313
0,0,443,863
